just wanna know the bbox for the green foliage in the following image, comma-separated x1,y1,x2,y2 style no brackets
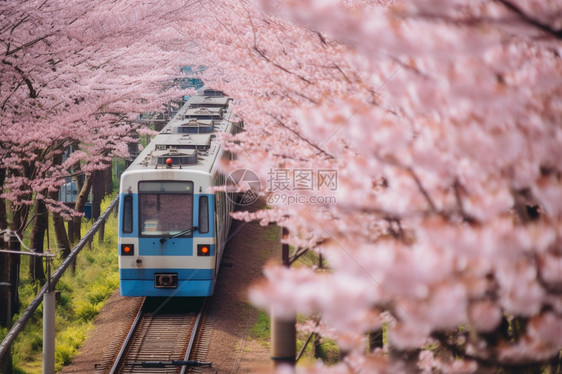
87,277,118,304
55,323,92,371
294,314,343,366
29,331,43,351
314,338,340,364
12,194,120,373
74,300,102,322
10,319,44,367
261,224,280,243
250,309,271,347
54,344,75,371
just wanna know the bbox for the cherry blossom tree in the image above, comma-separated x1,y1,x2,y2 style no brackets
186,0,562,372
0,0,199,359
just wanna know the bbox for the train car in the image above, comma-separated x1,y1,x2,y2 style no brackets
117,89,239,297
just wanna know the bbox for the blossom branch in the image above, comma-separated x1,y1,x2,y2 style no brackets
270,115,335,159
497,0,562,39
252,46,313,84
1,59,38,98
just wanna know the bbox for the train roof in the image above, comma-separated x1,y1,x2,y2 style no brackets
184,107,223,119
124,91,236,176
189,95,231,108
154,133,212,149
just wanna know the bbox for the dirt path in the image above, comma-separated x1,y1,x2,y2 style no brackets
61,200,276,373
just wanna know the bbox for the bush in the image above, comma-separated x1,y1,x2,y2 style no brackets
88,276,119,304
55,344,76,370
75,300,102,322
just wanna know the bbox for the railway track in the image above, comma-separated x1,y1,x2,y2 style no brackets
109,297,210,374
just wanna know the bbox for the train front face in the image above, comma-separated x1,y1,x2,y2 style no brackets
118,172,216,297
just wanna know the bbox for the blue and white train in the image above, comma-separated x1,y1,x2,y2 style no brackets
117,89,239,297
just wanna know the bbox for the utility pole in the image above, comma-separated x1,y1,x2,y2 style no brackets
43,254,55,374
270,227,296,369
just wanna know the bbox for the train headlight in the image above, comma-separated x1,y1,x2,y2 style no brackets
197,244,211,256
121,244,134,256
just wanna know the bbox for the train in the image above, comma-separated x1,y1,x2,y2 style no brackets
117,89,240,297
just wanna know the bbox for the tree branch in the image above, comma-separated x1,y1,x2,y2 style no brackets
6,32,57,56
497,0,562,39
453,178,478,224
270,115,335,160
253,46,313,84
1,79,25,110
332,63,351,84
1,59,38,98
405,166,437,213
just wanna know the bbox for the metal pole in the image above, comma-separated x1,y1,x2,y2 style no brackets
270,227,296,369
43,292,55,374
43,257,55,374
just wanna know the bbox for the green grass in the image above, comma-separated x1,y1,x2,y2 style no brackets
250,309,271,348
11,194,120,373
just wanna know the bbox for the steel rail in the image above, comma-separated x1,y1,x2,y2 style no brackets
108,297,146,374
109,298,209,373
180,298,207,374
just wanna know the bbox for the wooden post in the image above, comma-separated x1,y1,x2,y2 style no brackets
313,333,322,358
98,221,105,244
271,227,296,369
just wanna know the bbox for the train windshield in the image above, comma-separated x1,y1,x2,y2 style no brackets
138,181,194,237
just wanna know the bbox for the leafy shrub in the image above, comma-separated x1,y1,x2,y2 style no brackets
55,344,76,370
88,282,115,304
74,300,102,322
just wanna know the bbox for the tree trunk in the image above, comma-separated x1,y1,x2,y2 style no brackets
0,168,6,230
0,167,12,373
5,162,33,316
48,189,72,259
105,164,113,195
0,248,10,328
0,248,12,374
9,207,25,317
0,167,9,328
29,194,47,282
70,173,92,243
92,169,105,220
0,244,10,328
49,154,73,259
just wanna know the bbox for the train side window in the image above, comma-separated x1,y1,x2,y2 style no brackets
123,195,133,233
199,196,209,233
